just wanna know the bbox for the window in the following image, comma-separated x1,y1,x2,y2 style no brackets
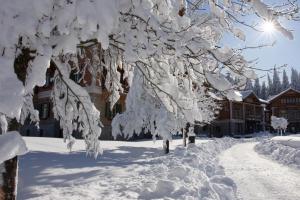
105,102,122,120
281,97,300,104
279,109,288,119
39,103,50,119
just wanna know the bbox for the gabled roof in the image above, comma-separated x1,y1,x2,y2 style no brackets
268,87,300,103
240,90,253,99
238,90,267,104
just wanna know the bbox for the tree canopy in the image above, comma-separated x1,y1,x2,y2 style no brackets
0,0,298,157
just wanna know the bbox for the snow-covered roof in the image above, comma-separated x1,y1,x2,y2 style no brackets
0,132,28,164
239,90,253,99
259,98,268,104
268,87,300,103
237,90,267,104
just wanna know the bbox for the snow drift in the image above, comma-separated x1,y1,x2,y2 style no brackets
18,137,238,200
137,137,238,200
0,131,28,164
255,135,300,169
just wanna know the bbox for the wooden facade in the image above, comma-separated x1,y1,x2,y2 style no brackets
267,88,300,133
205,91,266,137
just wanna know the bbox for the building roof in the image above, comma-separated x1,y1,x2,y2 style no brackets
267,87,300,103
238,90,267,104
239,90,253,100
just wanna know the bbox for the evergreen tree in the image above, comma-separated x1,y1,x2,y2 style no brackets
244,78,253,91
253,78,261,97
298,71,300,90
261,81,267,100
267,74,273,97
291,68,298,90
272,68,281,95
282,69,289,91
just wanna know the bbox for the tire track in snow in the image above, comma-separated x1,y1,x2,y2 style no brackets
219,142,300,200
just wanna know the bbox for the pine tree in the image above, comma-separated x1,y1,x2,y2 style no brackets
261,81,267,100
282,69,289,91
253,78,261,97
296,70,300,90
272,68,281,95
267,74,273,97
244,78,253,91
291,68,298,90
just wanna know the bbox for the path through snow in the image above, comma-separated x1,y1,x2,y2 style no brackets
219,142,300,200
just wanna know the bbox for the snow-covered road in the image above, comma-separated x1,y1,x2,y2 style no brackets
219,142,300,200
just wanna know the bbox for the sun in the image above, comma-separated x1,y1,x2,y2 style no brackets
262,21,275,33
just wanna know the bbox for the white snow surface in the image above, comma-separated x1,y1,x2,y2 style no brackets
18,137,238,200
255,135,300,169
220,141,300,200
0,131,28,164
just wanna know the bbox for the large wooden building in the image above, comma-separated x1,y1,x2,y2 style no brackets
204,90,267,137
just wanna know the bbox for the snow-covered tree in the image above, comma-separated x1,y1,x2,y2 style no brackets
291,68,298,90
260,81,267,100
253,78,261,97
267,74,273,97
272,69,282,95
282,69,290,91
271,116,288,136
244,79,253,91
0,0,298,156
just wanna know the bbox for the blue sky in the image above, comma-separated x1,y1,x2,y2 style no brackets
221,2,300,84
243,20,300,82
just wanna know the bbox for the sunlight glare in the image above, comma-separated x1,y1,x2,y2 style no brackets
262,21,275,33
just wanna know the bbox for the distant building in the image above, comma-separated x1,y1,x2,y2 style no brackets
20,42,128,140
266,88,300,134
203,90,267,137
20,42,152,140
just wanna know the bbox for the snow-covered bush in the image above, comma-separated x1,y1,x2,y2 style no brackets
271,116,288,136
0,0,298,156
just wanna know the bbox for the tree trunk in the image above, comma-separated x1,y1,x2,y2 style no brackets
182,128,186,147
0,186,5,200
163,140,169,154
0,117,22,200
2,157,18,200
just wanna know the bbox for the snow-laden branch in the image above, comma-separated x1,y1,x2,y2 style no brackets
0,0,298,155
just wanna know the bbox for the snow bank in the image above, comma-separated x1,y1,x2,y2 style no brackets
18,137,238,200
0,132,28,164
138,137,238,200
271,136,300,148
255,135,300,169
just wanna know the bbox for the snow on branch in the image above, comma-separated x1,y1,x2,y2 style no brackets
52,59,102,158
0,0,298,155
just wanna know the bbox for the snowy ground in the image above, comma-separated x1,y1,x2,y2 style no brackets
219,141,300,200
255,135,300,169
18,137,238,200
